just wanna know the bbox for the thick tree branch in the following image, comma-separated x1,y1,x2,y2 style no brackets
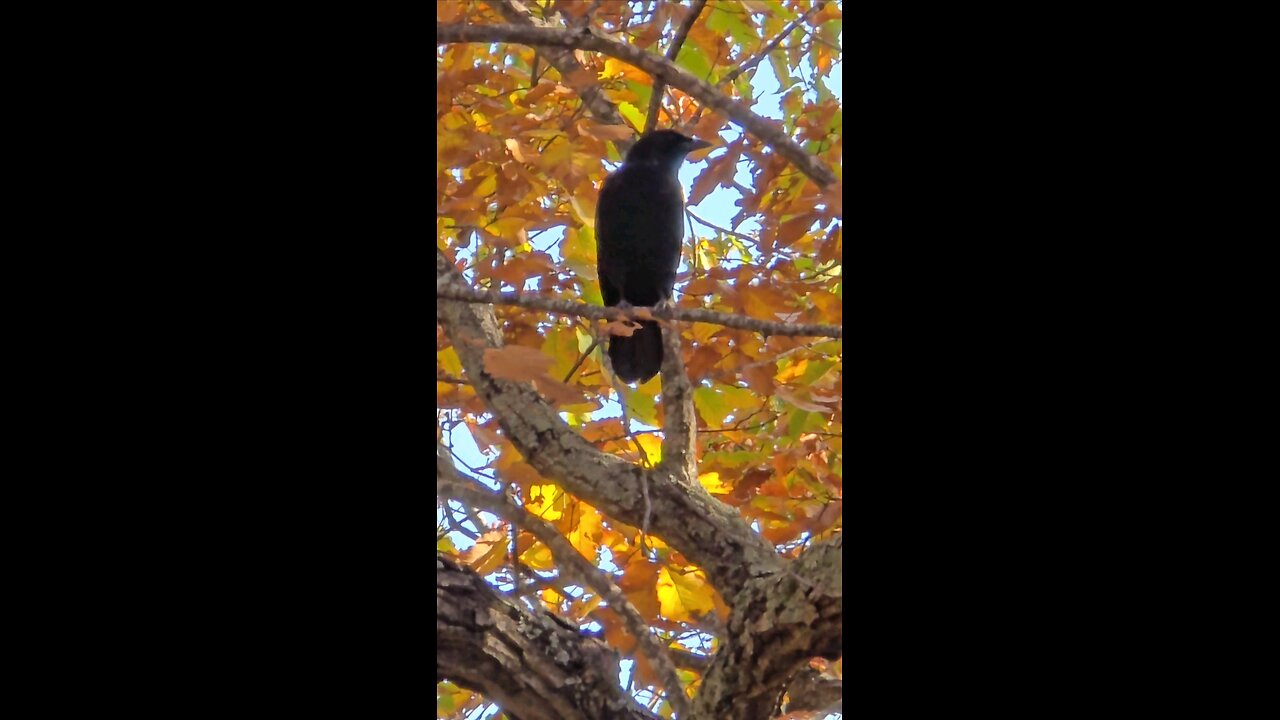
436,284,842,339
437,552,659,720
435,22,836,187
645,0,707,133
691,532,843,719
438,249,783,599
438,460,691,718
780,665,843,715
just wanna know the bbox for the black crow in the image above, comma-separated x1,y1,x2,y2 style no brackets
595,130,711,384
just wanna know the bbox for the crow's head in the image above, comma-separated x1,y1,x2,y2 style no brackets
625,130,713,170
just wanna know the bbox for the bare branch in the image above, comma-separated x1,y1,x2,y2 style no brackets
436,284,842,339
436,21,836,187
646,0,707,133
687,207,757,244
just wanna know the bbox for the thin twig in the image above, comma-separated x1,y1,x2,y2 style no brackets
722,0,826,88
646,0,707,133
437,284,843,339
563,335,602,383
687,207,756,244
689,1,827,128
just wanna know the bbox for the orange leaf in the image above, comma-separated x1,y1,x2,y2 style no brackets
520,81,557,105
818,224,842,265
580,121,634,142
604,320,641,337
462,530,510,576
600,609,638,654
483,345,554,382
534,377,587,406
682,277,720,295
741,364,776,396
777,212,820,249
684,345,723,383
739,285,793,321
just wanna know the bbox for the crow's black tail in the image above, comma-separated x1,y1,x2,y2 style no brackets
608,320,663,384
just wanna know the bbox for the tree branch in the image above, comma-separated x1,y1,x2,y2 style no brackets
437,552,660,720
719,0,827,89
435,284,842,339
658,313,696,482
691,532,843,719
491,0,635,152
438,249,783,598
438,460,691,718
646,0,707,133
435,21,836,187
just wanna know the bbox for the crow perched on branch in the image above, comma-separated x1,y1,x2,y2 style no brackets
596,130,712,384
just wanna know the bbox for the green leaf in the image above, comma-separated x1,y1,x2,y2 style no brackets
694,386,729,427
706,5,758,48
694,385,761,427
618,101,646,132
676,43,713,82
626,375,662,427
770,52,797,91
786,409,811,440
800,360,836,386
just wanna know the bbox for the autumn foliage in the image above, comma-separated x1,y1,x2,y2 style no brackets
438,2,842,718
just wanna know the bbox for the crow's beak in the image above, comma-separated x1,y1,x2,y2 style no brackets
688,138,714,151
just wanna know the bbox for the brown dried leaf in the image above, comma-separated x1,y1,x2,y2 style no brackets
603,320,641,337
483,345,554,382
534,377,587,406
775,387,830,413
580,121,634,142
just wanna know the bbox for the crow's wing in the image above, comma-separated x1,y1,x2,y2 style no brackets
595,164,685,308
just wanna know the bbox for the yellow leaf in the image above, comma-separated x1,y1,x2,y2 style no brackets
519,540,556,570
600,57,650,84
438,347,463,376
657,567,716,622
471,173,497,198
568,504,603,560
463,531,509,577
636,434,662,465
569,194,596,228
698,472,732,495
486,216,530,243
776,359,809,384
527,483,564,521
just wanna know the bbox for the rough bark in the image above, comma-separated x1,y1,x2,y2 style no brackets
690,535,844,718
437,249,783,598
437,553,658,720
437,248,844,719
